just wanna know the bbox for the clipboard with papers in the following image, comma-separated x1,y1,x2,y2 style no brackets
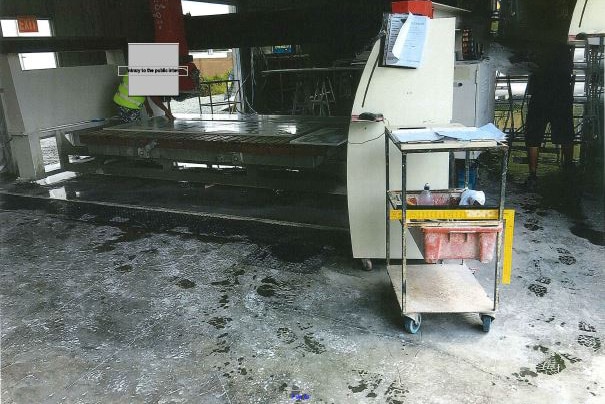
382,13,429,68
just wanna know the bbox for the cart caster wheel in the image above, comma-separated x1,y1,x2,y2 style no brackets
480,315,493,333
403,314,422,334
360,258,373,271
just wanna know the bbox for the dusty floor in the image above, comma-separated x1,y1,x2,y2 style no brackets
1,166,604,403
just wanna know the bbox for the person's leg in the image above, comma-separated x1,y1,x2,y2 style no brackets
528,146,539,176
551,97,575,169
525,90,547,185
548,49,575,169
560,143,574,168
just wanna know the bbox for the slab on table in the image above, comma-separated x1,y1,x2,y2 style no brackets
103,115,350,142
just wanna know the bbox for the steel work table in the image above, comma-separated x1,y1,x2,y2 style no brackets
57,114,351,193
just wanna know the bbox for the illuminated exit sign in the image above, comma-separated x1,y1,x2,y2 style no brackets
17,16,38,33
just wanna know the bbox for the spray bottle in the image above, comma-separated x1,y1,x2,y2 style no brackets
418,183,434,205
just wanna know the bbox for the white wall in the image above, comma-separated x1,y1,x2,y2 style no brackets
8,56,119,133
569,0,605,36
351,18,455,127
347,18,456,259
2,55,121,179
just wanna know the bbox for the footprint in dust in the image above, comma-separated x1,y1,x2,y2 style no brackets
535,276,551,285
277,327,297,344
558,255,576,265
528,284,547,297
218,294,229,309
536,353,566,375
581,269,596,277
208,316,232,330
211,334,231,354
577,335,601,352
176,278,195,289
521,202,539,214
237,357,248,376
384,380,409,404
256,277,296,304
560,353,582,363
303,333,326,354
348,370,383,398
555,248,576,265
579,321,596,333
169,276,196,289
114,264,133,273
256,276,282,298
512,367,538,384
560,278,578,291
524,218,543,231
532,345,549,354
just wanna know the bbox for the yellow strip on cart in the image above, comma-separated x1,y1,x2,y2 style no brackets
389,209,515,284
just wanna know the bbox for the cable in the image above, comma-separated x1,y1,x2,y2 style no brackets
238,73,257,114
347,131,385,145
579,0,589,28
348,116,390,145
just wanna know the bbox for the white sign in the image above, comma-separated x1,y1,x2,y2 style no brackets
127,43,179,96
384,13,429,68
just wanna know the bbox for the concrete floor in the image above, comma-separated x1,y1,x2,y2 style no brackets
1,170,604,403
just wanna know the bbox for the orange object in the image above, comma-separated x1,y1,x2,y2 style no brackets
149,0,196,92
17,16,38,33
391,1,433,18
422,225,502,263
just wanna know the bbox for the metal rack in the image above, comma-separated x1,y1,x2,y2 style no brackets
494,73,528,145
577,35,604,170
261,67,363,116
385,130,514,333
198,79,242,115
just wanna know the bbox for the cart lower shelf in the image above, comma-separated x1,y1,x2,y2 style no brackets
387,263,494,314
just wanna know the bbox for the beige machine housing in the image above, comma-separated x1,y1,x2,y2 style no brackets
347,17,456,259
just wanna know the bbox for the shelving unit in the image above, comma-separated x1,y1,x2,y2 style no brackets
385,130,513,333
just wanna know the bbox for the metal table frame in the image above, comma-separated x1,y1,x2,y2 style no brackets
57,115,350,194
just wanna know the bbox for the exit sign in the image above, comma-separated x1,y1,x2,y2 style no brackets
17,16,38,33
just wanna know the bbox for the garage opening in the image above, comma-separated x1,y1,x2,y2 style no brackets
169,1,239,117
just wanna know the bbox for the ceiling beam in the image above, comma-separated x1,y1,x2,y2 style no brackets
184,5,383,50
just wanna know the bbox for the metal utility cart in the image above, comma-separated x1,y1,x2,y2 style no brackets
385,130,515,333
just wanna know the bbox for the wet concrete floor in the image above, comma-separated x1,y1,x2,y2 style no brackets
0,168,604,403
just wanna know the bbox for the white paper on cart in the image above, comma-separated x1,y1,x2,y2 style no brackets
435,124,507,141
479,123,507,141
392,128,443,143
